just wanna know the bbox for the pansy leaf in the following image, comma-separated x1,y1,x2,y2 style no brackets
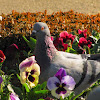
32,81,47,91
34,90,49,99
22,50,28,57
23,36,36,52
35,90,49,94
30,37,37,50
92,30,100,39
17,74,30,92
39,81,47,90
71,31,75,35
65,91,75,100
28,83,49,99
16,74,21,81
92,41,100,53
23,83,30,92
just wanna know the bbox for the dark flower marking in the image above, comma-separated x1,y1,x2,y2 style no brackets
28,75,35,82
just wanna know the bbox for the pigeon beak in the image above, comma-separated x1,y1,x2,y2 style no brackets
31,30,37,37
32,30,37,34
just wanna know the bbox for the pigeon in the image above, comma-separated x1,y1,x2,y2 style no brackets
31,22,100,95
87,86,100,100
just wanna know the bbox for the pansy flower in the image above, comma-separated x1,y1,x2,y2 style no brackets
78,37,88,48
19,56,40,88
59,31,69,40
0,50,6,63
78,29,87,38
7,84,20,100
59,31,75,44
53,37,68,51
47,68,76,99
87,40,92,48
78,37,92,48
9,93,20,100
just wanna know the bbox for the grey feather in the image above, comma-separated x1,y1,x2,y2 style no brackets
87,86,100,100
31,22,100,95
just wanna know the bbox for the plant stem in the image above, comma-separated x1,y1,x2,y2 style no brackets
88,47,91,54
22,85,26,100
73,90,85,100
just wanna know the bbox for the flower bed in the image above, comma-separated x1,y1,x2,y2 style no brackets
0,10,100,38
0,10,100,100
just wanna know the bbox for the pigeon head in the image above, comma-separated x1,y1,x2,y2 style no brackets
32,22,50,38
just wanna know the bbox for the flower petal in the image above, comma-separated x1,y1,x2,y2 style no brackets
19,56,36,70
10,93,20,100
56,87,67,94
28,74,39,88
78,29,82,35
31,63,40,76
51,88,71,99
51,88,60,99
47,77,60,90
61,75,76,90
0,50,5,63
20,72,26,84
60,31,69,39
83,29,87,33
55,68,67,81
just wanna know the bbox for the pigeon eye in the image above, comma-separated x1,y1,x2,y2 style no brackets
41,27,44,30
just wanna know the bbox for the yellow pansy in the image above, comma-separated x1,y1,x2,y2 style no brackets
19,56,40,88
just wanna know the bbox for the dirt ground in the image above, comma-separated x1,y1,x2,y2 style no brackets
0,0,100,15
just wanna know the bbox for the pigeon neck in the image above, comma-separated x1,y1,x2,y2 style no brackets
35,35,57,68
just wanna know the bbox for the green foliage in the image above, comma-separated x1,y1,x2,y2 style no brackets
16,74,49,99
0,74,12,100
27,82,49,100
23,36,36,53
22,50,34,58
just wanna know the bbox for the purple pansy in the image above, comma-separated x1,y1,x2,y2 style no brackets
47,68,76,99
10,93,20,100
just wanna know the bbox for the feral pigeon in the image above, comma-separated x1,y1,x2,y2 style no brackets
87,86,100,100
31,22,100,95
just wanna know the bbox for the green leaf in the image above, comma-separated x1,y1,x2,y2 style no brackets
28,82,48,99
23,36,36,52
22,36,29,43
66,47,70,53
16,74,21,81
17,74,30,92
32,82,47,91
35,90,48,94
39,81,47,90
67,92,75,100
22,50,28,57
23,83,30,92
